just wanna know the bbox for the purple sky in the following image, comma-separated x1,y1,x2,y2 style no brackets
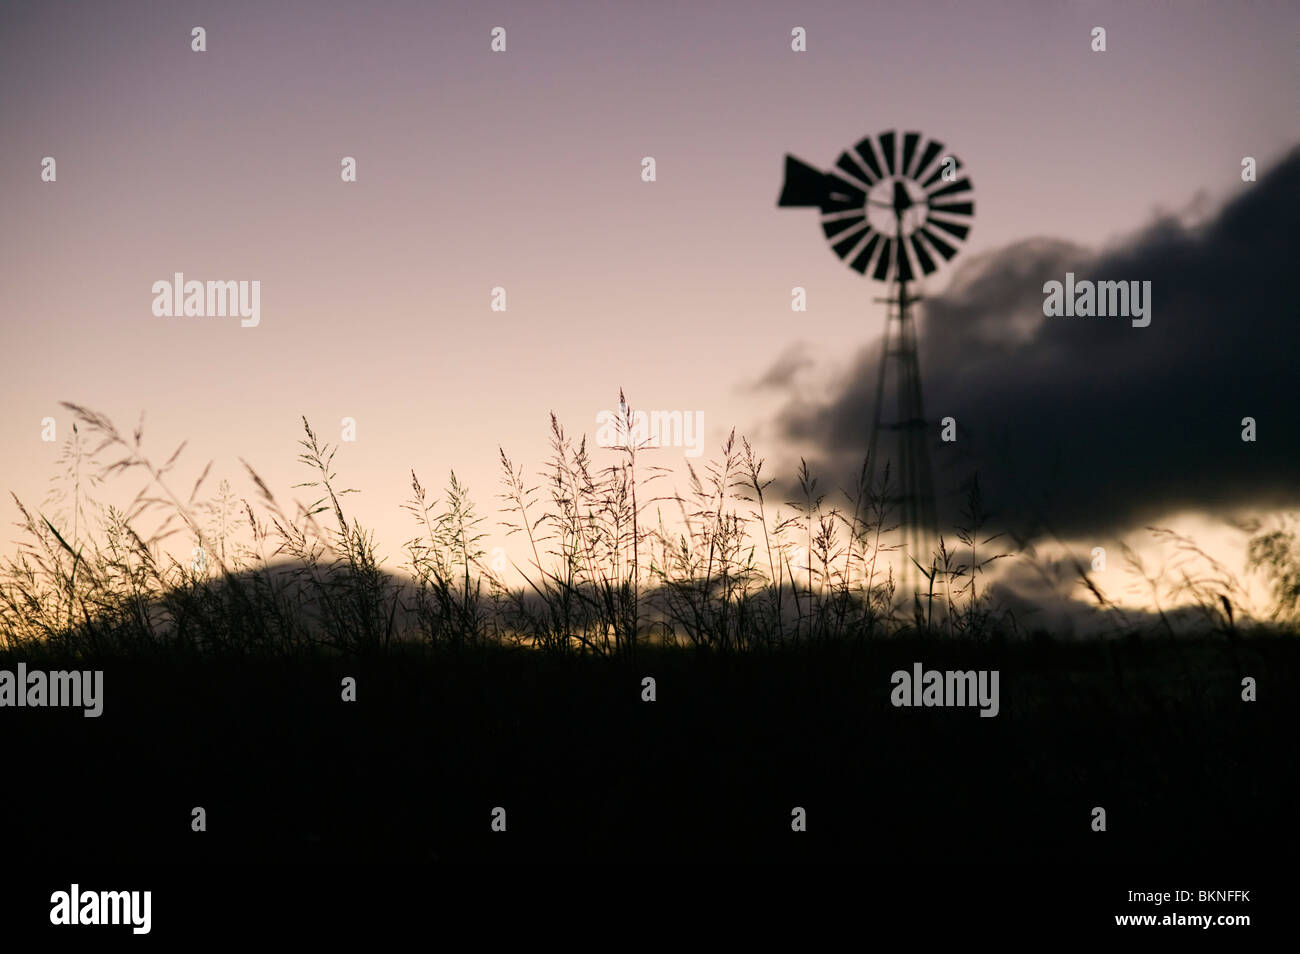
1,0,1295,610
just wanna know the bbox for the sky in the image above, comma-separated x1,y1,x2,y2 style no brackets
1,0,1295,623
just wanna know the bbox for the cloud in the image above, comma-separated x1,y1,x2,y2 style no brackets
749,342,815,390
770,146,1300,541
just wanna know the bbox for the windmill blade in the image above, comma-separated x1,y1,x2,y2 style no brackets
835,150,877,187
900,132,921,177
918,226,959,260
911,140,944,183
926,216,970,241
927,177,972,200
872,237,895,281
854,137,885,181
849,232,883,274
822,214,865,239
909,234,938,275
879,131,898,175
921,157,962,189
929,201,974,217
832,222,872,257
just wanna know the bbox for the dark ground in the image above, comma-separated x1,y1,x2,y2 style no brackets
3,635,1295,864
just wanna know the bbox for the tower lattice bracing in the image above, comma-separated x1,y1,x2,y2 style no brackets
868,273,938,594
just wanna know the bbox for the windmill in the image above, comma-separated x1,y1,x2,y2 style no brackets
778,130,974,593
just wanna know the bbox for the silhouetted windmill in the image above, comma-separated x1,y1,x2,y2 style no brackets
778,130,974,593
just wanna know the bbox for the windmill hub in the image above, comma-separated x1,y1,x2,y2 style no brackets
867,178,926,238
890,179,915,214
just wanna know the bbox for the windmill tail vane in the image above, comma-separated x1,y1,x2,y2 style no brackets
777,129,975,595
777,155,845,209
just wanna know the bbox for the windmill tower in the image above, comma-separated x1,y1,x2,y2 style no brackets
778,130,974,594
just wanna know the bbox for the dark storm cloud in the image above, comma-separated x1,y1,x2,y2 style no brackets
770,147,1300,540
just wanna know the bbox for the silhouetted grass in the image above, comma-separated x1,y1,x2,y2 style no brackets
3,397,1296,658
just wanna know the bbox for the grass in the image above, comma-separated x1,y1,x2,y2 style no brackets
2,395,1297,659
